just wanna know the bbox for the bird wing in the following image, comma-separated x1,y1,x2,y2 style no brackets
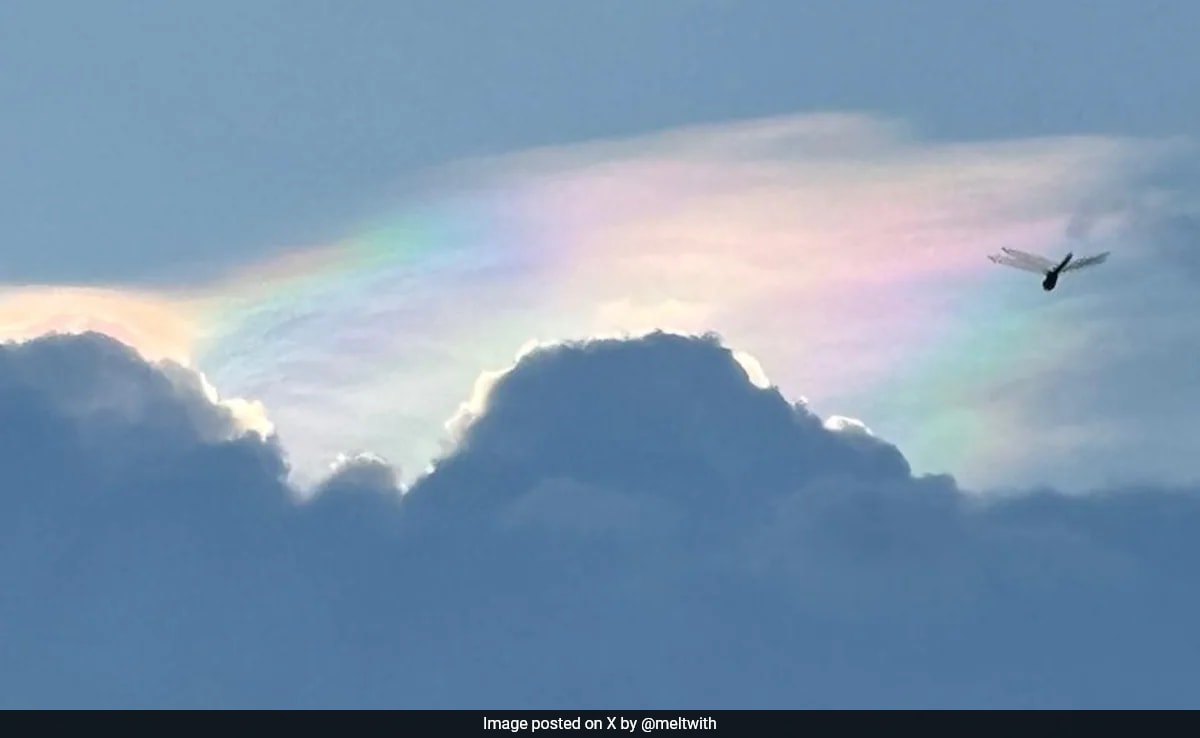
1060,251,1110,272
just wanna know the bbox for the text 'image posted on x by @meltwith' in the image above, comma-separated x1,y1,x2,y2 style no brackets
483,715,718,733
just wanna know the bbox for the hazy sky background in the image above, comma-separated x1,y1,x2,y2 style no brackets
3,2,1200,708
4,1,1197,282
5,1,1199,492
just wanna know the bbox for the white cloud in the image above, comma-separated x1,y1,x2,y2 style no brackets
823,415,874,436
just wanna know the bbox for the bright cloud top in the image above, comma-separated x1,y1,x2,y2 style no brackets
1,112,1187,491
0,285,274,440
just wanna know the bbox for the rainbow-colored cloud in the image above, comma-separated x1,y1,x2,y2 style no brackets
0,112,1185,492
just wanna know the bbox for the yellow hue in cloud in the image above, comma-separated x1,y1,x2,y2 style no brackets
0,285,200,366
0,283,273,440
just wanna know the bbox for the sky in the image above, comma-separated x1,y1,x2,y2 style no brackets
3,1,1200,708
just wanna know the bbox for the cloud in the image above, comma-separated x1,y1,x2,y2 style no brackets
988,184,1200,492
5,330,1200,707
3,113,1195,494
0,332,262,467
0,286,199,366
411,332,909,517
318,451,401,495
0,284,274,441
1136,208,1200,281
162,111,1197,494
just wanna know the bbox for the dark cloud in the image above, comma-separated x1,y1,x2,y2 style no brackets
2,330,1200,708
316,452,402,496
409,332,909,520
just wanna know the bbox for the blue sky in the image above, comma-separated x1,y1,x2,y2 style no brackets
3,2,1200,708
4,2,1197,283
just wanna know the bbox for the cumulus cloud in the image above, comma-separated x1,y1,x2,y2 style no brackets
318,451,401,495
173,111,1197,494
412,332,910,517
4,113,1196,495
0,332,265,473
0,284,275,443
4,330,1200,708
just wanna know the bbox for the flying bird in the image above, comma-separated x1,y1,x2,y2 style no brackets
987,247,1110,291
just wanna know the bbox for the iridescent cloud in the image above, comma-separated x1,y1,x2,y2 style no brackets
1,113,1186,492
